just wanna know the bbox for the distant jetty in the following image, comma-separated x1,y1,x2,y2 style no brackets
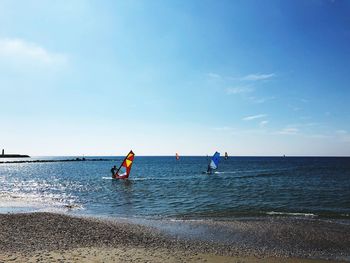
0,154,30,158
0,149,30,158
0,158,114,164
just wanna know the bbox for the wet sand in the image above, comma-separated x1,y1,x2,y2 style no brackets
0,212,349,262
0,247,336,263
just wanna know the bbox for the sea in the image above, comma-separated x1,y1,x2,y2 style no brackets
1,156,350,221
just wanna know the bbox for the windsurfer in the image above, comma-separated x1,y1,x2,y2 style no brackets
111,165,117,178
111,151,135,179
205,151,220,174
207,164,212,174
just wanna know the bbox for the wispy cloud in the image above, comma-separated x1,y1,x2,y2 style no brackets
207,72,222,79
248,96,275,104
334,130,350,143
336,130,348,135
305,122,321,127
226,86,253,95
212,126,235,131
259,120,269,127
243,114,267,121
307,134,332,139
300,116,311,120
241,73,275,81
0,38,67,68
342,136,350,143
277,127,299,135
299,98,309,103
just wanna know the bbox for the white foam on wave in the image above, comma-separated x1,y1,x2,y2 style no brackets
168,218,206,222
131,177,187,181
102,177,183,181
266,211,316,217
0,192,81,213
214,171,237,174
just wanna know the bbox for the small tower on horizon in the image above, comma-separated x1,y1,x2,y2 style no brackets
2,149,4,155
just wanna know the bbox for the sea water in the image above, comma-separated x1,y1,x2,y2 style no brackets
0,156,349,220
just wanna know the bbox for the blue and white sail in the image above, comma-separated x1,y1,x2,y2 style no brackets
209,151,220,170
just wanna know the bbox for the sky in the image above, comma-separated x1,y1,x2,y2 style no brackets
0,0,350,156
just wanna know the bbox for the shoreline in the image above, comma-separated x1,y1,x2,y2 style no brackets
0,212,349,262
0,247,338,263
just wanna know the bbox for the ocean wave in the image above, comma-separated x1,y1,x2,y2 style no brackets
224,172,284,180
103,176,189,181
265,211,317,217
130,177,188,181
214,171,238,174
0,192,81,212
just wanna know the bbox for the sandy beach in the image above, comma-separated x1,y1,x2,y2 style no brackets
0,213,349,262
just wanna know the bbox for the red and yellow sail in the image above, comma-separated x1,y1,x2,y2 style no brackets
115,150,135,179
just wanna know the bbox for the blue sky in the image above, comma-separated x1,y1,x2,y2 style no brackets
1,0,350,156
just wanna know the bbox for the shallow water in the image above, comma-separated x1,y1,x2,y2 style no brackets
1,156,349,220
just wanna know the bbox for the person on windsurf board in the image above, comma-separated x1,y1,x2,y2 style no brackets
224,152,229,160
204,151,220,174
207,164,213,174
111,150,135,179
111,165,117,177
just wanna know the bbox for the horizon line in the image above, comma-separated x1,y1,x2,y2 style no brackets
23,155,350,158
